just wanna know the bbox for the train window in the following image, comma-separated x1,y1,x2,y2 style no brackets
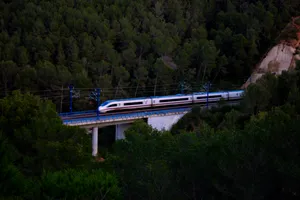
196,95,222,99
159,98,189,102
124,102,143,106
108,104,117,107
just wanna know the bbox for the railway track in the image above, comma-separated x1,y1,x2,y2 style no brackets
60,100,241,120
60,104,193,120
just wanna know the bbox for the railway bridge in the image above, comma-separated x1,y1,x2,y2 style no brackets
60,102,240,156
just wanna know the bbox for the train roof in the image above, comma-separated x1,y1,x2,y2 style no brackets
193,91,225,95
150,94,191,99
100,97,150,106
100,94,191,106
193,90,244,95
100,90,245,106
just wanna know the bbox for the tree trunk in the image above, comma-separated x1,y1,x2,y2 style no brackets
196,62,203,83
201,63,207,83
60,85,64,112
196,46,204,82
211,65,221,84
138,47,143,66
4,81,7,96
154,75,158,96
135,81,139,97
192,181,197,200
2,72,8,96
115,79,121,98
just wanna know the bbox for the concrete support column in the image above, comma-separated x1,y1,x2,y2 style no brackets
148,114,184,131
115,123,131,140
92,127,98,156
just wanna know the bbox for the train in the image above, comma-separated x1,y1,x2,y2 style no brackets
98,90,244,113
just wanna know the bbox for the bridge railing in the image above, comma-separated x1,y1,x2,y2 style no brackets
59,110,96,117
63,107,192,125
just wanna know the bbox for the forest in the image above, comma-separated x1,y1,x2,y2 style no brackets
2,64,300,199
1,0,300,199
1,0,300,112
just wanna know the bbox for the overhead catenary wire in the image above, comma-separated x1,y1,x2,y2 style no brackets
0,82,242,111
0,81,232,94
0,83,242,99
0,83,182,94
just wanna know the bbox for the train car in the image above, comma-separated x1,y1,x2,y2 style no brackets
151,94,193,107
228,90,244,100
98,90,245,113
98,97,152,113
192,91,229,103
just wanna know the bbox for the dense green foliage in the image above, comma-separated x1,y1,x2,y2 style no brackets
1,0,300,111
41,169,121,199
2,65,300,199
0,91,91,176
102,67,300,199
0,91,121,199
2,0,300,199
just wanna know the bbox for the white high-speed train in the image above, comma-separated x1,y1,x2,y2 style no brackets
98,90,244,113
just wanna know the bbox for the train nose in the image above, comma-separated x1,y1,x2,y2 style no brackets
98,106,105,113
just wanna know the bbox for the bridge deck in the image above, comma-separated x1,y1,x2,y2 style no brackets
62,107,191,127
61,101,241,128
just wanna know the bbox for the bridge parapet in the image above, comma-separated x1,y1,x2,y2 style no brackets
63,107,191,128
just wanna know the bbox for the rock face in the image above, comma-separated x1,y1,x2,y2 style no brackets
242,16,300,89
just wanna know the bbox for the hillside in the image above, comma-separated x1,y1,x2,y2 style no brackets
2,1,300,199
242,16,300,88
1,0,300,112
3,58,300,199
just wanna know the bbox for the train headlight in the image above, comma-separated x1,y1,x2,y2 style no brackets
98,106,104,112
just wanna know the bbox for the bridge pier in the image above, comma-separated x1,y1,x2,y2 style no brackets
148,114,184,131
92,127,98,156
115,123,131,140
